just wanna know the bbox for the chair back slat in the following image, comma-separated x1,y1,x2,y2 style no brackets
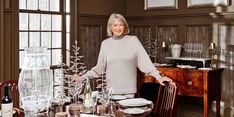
154,82,178,117
0,80,19,108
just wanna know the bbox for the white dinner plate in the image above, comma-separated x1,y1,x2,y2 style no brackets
80,114,105,117
117,98,152,107
0,109,16,116
111,95,127,100
177,65,196,69
123,108,145,115
198,68,213,70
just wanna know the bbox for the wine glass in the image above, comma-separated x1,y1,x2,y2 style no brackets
184,43,188,58
187,43,192,58
198,43,203,58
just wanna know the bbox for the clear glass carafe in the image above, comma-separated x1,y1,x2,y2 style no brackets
18,47,53,116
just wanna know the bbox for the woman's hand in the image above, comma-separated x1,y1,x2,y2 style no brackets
70,74,84,85
157,76,172,86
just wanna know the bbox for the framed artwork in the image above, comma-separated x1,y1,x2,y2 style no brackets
187,0,213,7
144,0,178,10
213,0,231,6
187,0,231,7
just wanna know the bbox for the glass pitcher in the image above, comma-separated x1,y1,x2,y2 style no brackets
18,47,53,116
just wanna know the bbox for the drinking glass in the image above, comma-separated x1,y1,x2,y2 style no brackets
198,43,203,58
194,43,199,58
184,43,188,57
187,43,192,58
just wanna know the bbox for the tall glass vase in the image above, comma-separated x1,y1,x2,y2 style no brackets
18,47,53,116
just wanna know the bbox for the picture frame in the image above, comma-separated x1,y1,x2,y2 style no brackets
213,0,231,6
144,0,178,10
187,0,213,7
187,0,231,8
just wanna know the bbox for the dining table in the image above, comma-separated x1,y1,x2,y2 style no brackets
16,98,153,117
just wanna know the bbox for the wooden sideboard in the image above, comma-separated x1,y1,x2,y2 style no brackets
140,67,223,117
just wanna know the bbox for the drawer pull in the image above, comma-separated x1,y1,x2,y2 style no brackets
188,81,193,86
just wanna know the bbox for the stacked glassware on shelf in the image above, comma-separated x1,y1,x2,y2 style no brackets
184,43,204,58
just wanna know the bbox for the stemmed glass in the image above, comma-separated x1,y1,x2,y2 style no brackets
198,43,203,58
184,43,188,58
193,43,199,58
96,79,113,116
187,43,192,58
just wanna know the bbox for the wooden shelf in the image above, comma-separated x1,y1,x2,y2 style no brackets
210,12,234,19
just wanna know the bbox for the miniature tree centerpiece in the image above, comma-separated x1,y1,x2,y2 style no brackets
145,28,159,63
53,40,87,107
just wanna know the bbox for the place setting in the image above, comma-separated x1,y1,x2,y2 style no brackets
116,98,153,116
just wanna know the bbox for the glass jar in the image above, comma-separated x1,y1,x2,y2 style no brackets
18,47,53,116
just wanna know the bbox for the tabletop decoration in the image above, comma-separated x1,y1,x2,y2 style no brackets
145,28,159,63
54,40,87,106
52,56,70,109
18,47,53,116
66,40,87,103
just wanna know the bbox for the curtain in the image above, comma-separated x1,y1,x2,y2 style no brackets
218,25,234,116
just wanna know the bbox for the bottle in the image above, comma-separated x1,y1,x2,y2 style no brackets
83,77,94,113
1,85,13,117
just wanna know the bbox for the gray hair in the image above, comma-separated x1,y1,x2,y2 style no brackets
107,13,130,36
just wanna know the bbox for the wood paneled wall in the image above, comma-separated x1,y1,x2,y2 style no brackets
0,0,19,82
78,0,126,15
0,0,4,81
215,24,234,110
126,16,213,63
78,15,109,69
80,25,103,69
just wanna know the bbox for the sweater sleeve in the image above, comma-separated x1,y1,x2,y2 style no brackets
82,41,106,79
135,36,162,79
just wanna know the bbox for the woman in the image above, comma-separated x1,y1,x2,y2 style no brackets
75,13,171,97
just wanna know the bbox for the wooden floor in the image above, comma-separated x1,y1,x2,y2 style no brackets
177,96,216,117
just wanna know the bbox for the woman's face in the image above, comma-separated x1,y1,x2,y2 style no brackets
110,19,125,37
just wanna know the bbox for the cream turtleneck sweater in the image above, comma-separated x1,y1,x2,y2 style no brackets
83,35,162,94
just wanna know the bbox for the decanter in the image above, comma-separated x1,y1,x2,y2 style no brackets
83,77,94,113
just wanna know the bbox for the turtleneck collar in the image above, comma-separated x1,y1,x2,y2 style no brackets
112,35,125,40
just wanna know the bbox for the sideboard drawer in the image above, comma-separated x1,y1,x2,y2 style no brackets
180,76,204,96
157,67,204,96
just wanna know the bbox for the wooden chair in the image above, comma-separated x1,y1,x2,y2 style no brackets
154,82,178,117
139,82,160,106
0,80,20,113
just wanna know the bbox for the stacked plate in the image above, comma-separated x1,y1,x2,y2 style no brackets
123,108,145,115
111,95,127,101
117,98,152,115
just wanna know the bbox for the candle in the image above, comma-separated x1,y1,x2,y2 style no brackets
97,104,107,116
210,43,215,49
69,103,80,116
162,42,166,48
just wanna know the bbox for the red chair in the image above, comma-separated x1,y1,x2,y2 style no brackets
154,82,178,117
